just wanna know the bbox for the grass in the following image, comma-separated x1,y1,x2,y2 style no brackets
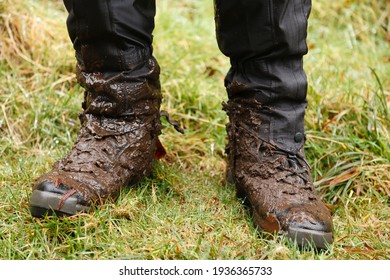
0,0,389,260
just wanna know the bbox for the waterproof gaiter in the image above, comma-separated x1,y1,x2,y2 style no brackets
214,0,312,153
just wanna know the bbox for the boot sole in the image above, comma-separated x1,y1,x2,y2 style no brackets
287,226,333,250
30,189,90,218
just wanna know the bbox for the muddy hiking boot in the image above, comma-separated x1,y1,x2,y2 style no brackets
223,97,334,249
30,58,163,217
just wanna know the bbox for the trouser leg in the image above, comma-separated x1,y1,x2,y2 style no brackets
64,0,156,72
214,0,312,152
62,0,161,118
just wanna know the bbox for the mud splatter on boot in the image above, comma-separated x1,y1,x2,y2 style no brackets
30,58,162,217
223,97,334,249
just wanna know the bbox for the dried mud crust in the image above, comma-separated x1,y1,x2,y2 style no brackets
223,98,334,249
30,61,162,217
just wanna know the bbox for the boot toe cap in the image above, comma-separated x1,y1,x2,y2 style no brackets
30,180,89,217
284,208,334,249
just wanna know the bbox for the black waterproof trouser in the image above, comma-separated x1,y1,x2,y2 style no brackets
63,0,311,152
